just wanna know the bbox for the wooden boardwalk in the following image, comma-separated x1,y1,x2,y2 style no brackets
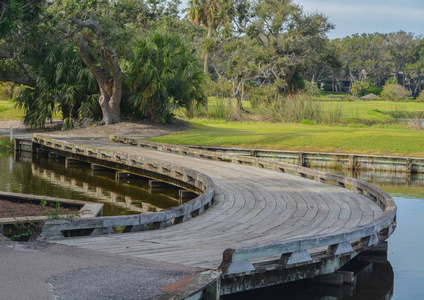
47,138,385,271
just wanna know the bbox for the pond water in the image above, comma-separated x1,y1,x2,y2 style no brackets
0,152,188,216
224,169,424,300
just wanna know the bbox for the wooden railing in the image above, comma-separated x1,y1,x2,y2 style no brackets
186,145,424,173
32,135,215,240
112,136,397,275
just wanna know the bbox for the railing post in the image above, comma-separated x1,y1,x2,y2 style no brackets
219,249,255,275
278,250,312,266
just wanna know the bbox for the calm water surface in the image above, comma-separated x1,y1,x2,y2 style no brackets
0,152,187,216
1,153,422,299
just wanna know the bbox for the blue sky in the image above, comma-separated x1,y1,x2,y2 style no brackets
180,0,424,39
295,0,424,39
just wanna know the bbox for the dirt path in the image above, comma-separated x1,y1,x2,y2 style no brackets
0,119,191,139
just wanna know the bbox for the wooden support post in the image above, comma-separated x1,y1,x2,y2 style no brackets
349,155,357,170
335,270,355,285
312,273,344,286
36,148,48,155
179,190,196,200
406,158,414,173
359,242,388,263
48,152,59,159
298,152,304,166
91,164,108,171
149,180,173,188
115,171,132,181
65,158,85,168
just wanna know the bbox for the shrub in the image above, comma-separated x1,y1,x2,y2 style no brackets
381,84,409,102
247,85,277,109
416,90,424,102
322,84,333,92
303,81,320,96
126,31,206,122
300,119,314,125
259,93,322,123
204,77,232,99
0,136,13,151
365,86,383,96
350,80,370,97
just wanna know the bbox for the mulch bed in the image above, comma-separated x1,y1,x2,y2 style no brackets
0,199,79,218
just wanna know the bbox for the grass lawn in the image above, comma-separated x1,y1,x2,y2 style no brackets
338,101,424,123
0,100,24,120
151,120,424,157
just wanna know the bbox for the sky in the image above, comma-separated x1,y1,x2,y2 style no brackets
295,0,424,39
180,0,424,39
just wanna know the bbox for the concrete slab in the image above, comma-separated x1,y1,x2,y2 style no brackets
0,241,202,300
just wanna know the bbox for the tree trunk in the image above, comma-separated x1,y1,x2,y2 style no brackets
73,22,123,125
332,73,336,92
204,23,214,74
238,82,244,110
98,87,121,125
412,77,422,99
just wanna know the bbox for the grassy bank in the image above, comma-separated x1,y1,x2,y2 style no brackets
0,136,13,151
0,100,24,120
151,121,424,157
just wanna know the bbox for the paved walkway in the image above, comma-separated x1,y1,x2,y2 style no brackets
0,240,200,300
51,138,384,269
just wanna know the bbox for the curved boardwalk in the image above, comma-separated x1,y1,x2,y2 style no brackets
50,138,384,270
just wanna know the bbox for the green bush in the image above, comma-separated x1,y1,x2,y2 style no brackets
300,119,314,125
416,90,424,102
381,84,409,102
365,86,383,96
126,30,206,122
322,84,333,92
247,85,277,109
0,136,13,151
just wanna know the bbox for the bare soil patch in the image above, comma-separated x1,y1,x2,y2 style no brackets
0,199,79,218
0,118,191,139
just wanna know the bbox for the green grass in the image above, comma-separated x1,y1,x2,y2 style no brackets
313,91,351,101
339,101,424,123
0,100,24,120
0,99,63,120
151,120,424,157
0,136,13,151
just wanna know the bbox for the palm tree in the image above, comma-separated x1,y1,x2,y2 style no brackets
16,43,99,129
188,0,224,74
125,31,206,122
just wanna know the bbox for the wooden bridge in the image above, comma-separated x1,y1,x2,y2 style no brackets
31,135,397,298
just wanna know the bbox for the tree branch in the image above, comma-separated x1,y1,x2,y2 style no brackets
75,35,106,85
0,49,12,59
55,24,82,43
0,76,35,87
69,17,104,39
231,75,268,98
